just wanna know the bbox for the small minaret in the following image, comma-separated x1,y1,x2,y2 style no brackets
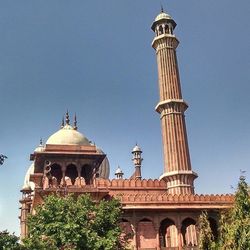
115,166,124,179
151,9,197,194
132,144,143,180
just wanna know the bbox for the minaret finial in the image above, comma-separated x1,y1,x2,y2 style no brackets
73,113,78,130
61,115,65,128
65,110,70,125
161,4,164,12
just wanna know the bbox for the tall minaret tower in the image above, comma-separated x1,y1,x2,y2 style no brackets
151,9,197,194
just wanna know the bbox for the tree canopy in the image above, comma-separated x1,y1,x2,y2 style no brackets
219,175,250,250
0,230,20,250
198,211,215,250
198,175,250,250
23,194,125,250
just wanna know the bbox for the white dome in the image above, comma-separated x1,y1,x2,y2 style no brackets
132,144,142,152
34,144,45,152
155,11,171,22
46,124,90,146
23,163,35,190
115,166,123,174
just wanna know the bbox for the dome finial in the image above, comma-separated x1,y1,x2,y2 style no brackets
73,113,78,130
65,110,70,125
161,4,164,13
61,115,65,128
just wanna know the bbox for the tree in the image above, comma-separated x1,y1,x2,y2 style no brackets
23,194,126,250
198,211,216,250
0,230,20,250
219,175,250,250
0,155,7,165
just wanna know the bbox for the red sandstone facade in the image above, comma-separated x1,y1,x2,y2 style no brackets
20,9,233,250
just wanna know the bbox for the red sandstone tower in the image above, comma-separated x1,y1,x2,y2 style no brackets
151,9,197,194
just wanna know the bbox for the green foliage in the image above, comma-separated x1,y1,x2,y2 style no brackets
219,175,250,250
23,194,124,250
198,211,215,250
0,230,20,250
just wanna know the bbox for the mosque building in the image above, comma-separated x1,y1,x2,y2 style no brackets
19,9,234,250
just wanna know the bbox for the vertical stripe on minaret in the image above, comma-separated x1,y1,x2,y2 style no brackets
151,10,197,194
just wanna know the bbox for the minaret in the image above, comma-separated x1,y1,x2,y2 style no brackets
151,9,197,194
131,144,143,180
115,166,124,179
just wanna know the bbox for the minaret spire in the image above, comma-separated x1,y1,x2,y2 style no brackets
151,10,197,194
61,115,65,128
73,113,78,130
65,110,70,125
160,4,164,13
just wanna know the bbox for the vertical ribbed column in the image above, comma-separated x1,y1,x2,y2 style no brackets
152,12,197,194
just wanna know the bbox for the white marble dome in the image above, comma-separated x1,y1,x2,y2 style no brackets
155,11,171,22
46,124,90,146
22,163,35,190
132,144,142,152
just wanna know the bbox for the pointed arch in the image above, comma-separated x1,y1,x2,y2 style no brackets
159,218,178,248
65,164,78,185
181,218,197,247
50,163,62,186
138,218,157,249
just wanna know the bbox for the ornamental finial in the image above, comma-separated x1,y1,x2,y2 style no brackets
161,4,164,13
61,115,65,128
73,113,78,130
65,110,70,125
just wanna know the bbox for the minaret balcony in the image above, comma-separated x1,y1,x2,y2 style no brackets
155,99,188,114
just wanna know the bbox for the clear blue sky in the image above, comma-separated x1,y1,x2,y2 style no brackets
0,1,250,234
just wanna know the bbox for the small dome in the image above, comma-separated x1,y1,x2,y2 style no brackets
155,11,171,22
115,166,123,175
132,144,142,153
46,124,90,146
22,163,35,190
34,144,45,152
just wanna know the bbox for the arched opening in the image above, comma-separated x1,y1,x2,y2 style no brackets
138,218,157,249
120,219,133,245
81,164,92,185
50,164,62,186
165,25,170,34
65,164,78,185
159,25,164,35
181,218,197,247
159,218,178,248
208,217,218,241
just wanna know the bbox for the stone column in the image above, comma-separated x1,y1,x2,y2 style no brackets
61,164,66,186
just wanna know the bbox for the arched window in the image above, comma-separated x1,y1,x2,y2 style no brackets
81,164,92,185
159,218,178,248
159,25,164,35
138,218,157,249
50,163,62,186
165,24,170,34
65,164,78,185
181,218,197,246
